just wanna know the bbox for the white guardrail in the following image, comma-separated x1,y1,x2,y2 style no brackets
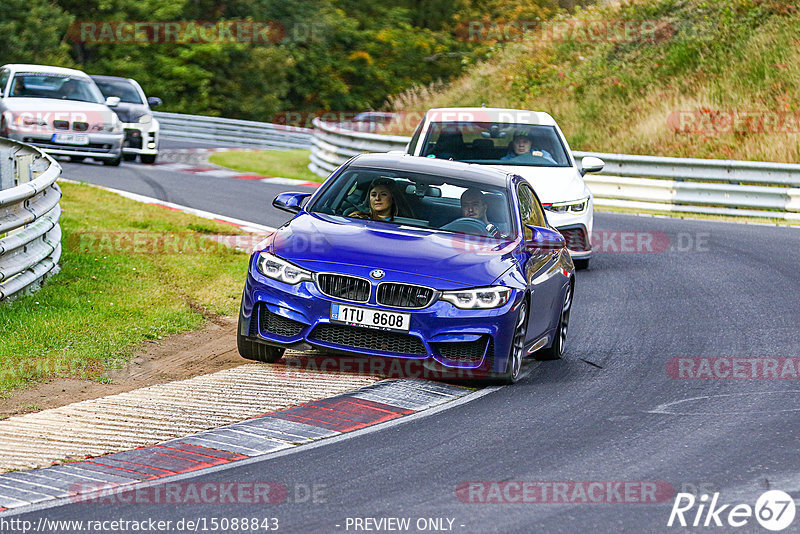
309,118,800,221
154,111,313,149
0,139,62,302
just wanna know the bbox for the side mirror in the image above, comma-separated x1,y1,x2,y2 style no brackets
147,96,162,108
273,191,312,214
105,96,121,107
580,156,604,176
524,225,565,252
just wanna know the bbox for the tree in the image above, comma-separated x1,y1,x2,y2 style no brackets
0,0,74,65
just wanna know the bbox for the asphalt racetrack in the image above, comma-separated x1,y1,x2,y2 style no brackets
25,145,800,533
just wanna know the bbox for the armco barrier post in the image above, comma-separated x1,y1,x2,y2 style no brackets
0,145,13,191
15,152,34,185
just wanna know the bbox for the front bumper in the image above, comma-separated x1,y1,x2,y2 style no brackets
7,130,122,160
122,119,159,155
239,265,522,378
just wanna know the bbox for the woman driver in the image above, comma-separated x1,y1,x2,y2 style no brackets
348,178,400,221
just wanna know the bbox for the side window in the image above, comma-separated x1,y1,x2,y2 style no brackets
517,184,546,238
0,70,9,96
406,120,424,155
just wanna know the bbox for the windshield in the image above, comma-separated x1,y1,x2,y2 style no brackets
8,73,105,104
93,79,143,104
308,167,515,239
420,122,571,167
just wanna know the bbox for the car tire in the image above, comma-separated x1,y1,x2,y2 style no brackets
500,299,528,384
536,281,573,360
69,156,86,162
237,331,285,363
574,258,589,270
140,154,157,164
102,155,122,166
122,154,137,162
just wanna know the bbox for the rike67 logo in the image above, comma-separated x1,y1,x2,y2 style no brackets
668,490,796,531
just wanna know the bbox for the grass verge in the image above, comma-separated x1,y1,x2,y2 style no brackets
0,181,250,397
209,149,323,182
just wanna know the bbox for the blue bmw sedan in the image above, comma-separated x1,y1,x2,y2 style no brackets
238,153,575,383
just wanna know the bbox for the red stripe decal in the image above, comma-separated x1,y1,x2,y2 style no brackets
269,398,409,432
157,443,247,461
83,460,147,475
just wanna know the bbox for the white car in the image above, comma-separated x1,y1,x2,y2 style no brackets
0,64,123,165
405,107,604,268
91,75,161,164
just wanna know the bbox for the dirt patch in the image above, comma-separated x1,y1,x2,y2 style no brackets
0,317,244,419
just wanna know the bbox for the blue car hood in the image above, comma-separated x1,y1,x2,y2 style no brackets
271,213,518,287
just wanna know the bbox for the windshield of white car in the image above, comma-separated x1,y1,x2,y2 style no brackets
308,167,516,239
420,122,571,167
8,74,105,104
93,79,144,104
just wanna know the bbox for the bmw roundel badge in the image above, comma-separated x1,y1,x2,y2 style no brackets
370,270,385,279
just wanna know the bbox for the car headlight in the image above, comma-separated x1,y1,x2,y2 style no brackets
543,196,590,214
256,252,313,284
440,286,512,309
137,113,152,124
15,116,48,128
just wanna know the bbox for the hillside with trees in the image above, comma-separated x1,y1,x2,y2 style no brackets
391,0,800,162
1,0,588,121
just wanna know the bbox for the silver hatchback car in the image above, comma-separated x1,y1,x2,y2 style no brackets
0,64,123,165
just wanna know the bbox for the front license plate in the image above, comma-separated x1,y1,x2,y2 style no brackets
330,303,411,333
51,133,89,145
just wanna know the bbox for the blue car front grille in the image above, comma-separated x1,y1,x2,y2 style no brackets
377,283,435,309
316,274,370,303
308,324,427,355
432,337,491,365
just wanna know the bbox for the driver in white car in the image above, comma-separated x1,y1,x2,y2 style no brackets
460,188,506,238
502,130,557,164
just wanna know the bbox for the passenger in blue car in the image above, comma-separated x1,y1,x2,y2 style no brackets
502,131,557,164
347,178,401,221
